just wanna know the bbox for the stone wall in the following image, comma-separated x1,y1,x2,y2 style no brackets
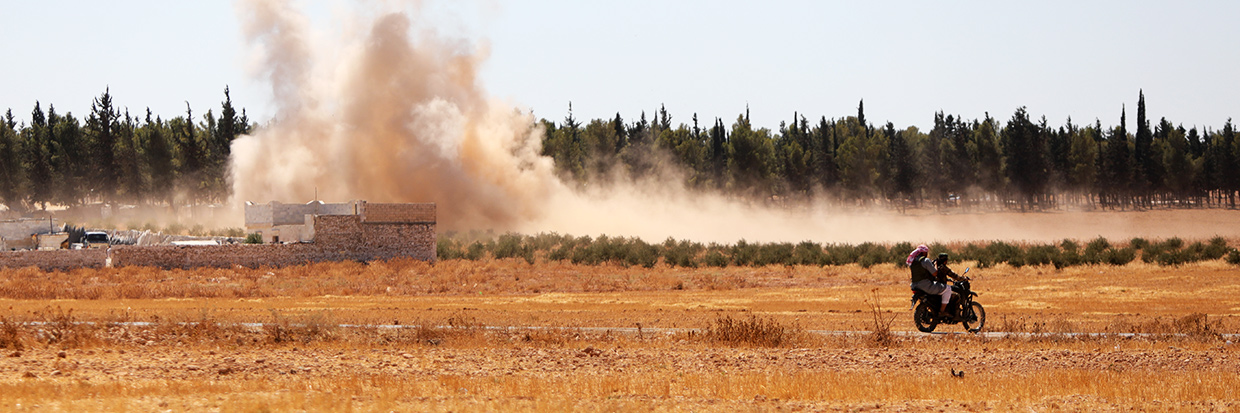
1,207,436,271
0,249,108,271
108,216,435,269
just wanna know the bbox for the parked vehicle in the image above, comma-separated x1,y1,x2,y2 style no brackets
84,231,110,248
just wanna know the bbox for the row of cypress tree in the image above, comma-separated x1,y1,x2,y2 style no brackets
541,92,1238,210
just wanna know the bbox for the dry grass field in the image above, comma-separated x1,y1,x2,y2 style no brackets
1,251,1238,411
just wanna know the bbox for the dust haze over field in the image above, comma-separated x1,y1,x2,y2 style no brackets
228,0,1234,245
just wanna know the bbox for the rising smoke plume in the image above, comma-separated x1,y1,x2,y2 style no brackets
230,0,1204,245
232,0,560,230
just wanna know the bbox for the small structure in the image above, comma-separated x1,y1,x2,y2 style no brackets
0,218,62,250
244,200,361,243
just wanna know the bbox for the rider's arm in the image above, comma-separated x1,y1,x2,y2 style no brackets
943,267,966,281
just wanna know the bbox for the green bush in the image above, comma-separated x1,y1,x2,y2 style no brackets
755,243,794,266
703,249,730,267
624,238,659,268
493,233,534,264
463,241,488,261
1204,237,1230,260
1142,237,1186,264
1129,237,1149,250
244,233,264,244
1102,247,1136,266
823,243,859,266
857,243,889,268
662,238,703,268
1226,249,1240,266
548,235,581,261
1060,239,1080,253
791,241,826,266
732,240,758,266
1024,244,1059,266
984,241,1022,267
1083,237,1111,264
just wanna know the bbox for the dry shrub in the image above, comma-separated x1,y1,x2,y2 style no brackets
1134,313,1225,341
0,314,25,350
514,328,575,346
34,306,97,348
1172,313,1225,340
151,308,251,345
1047,318,1077,335
263,310,339,345
702,314,804,347
866,288,899,347
408,312,486,346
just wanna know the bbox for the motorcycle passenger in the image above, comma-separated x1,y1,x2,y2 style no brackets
907,245,966,317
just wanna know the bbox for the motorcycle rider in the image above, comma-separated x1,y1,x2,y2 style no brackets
907,245,967,317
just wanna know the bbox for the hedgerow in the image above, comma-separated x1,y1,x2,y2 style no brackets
435,232,1238,269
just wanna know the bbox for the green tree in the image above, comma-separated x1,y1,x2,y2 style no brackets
1156,119,1195,203
115,110,146,202
84,88,121,202
836,116,883,201
1065,122,1099,204
1000,107,1050,209
0,110,25,211
708,117,728,189
142,110,175,206
776,113,811,197
175,102,204,203
1132,90,1155,206
809,116,838,192
48,106,86,206
728,112,774,195
886,123,917,210
1101,106,1133,208
972,114,1004,200
23,102,53,209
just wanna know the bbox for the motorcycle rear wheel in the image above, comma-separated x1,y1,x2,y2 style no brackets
962,302,986,333
913,301,939,333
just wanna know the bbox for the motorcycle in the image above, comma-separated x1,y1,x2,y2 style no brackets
911,268,986,333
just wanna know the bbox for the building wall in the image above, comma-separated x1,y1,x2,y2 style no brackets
246,201,361,228
0,219,61,249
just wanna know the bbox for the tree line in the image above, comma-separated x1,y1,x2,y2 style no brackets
4,89,1235,214
541,92,1239,210
0,87,251,212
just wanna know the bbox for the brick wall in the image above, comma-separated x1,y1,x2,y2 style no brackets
360,203,435,223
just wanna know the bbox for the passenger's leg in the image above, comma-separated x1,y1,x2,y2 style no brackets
939,289,952,315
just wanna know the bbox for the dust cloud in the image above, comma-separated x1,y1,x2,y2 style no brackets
229,0,1232,245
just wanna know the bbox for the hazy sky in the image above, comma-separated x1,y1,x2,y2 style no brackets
2,1,1237,132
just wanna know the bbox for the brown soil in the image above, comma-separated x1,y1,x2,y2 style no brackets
2,339,1237,411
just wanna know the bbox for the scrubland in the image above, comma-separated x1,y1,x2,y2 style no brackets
1,250,1239,410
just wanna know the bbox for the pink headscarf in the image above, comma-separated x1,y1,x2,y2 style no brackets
906,244,929,266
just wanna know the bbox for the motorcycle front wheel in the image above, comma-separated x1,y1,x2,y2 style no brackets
913,301,939,333
962,302,986,333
